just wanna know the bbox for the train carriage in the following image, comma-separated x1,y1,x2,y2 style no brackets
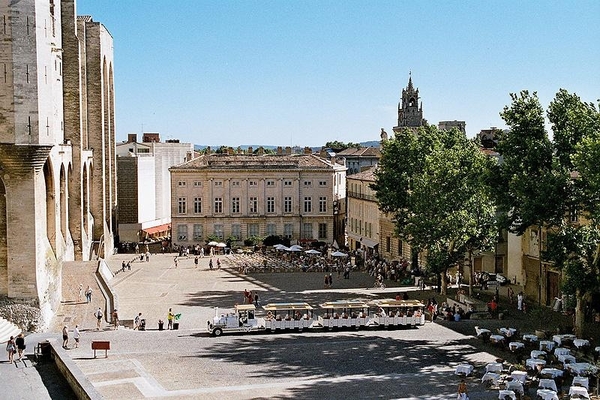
262,302,316,332
318,300,370,330
368,299,426,328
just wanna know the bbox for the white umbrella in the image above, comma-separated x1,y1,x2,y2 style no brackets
285,247,301,252
305,249,321,255
331,251,348,257
290,244,303,250
273,244,287,249
216,242,227,248
207,241,218,246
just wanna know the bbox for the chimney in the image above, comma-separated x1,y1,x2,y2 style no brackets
304,146,312,154
127,133,137,143
285,146,291,155
319,147,327,158
277,146,283,155
257,147,264,156
247,146,253,154
227,147,234,155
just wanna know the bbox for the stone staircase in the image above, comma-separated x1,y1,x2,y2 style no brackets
0,316,21,343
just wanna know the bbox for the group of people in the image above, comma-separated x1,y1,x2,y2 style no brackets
243,289,260,306
61,325,81,349
4,333,26,363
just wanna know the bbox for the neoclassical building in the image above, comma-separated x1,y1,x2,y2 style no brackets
169,148,346,248
0,0,116,325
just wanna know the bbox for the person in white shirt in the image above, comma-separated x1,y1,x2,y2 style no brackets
73,325,80,348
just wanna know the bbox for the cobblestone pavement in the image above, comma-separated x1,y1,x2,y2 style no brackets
36,253,504,399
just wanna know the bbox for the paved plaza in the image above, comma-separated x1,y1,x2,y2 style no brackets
6,253,503,399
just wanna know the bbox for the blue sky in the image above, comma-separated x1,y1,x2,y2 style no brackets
77,1,599,147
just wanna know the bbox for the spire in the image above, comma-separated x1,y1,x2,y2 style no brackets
407,71,413,91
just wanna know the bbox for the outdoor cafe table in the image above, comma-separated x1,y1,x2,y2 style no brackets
482,372,501,385
540,340,555,352
538,378,558,392
536,389,559,400
553,334,576,346
500,327,517,337
486,362,503,373
498,389,516,400
531,350,546,359
554,347,570,356
522,334,538,342
490,334,505,344
509,342,524,351
455,364,474,376
505,380,524,395
540,368,564,378
572,376,589,390
526,358,546,370
510,370,528,383
558,354,576,365
574,339,590,349
567,362,598,376
568,385,590,398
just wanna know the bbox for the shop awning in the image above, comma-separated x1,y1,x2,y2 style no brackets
347,233,378,248
143,223,171,235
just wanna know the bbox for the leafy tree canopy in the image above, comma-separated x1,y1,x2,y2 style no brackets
324,141,362,151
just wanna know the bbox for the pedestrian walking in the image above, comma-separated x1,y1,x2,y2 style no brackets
15,333,25,360
134,313,142,330
122,261,126,272
457,379,468,400
5,335,16,363
517,292,524,311
209,258,213,270
112,309,119,330
174,257,178,268
73,325,80,348
62,325,69,349
85,285,93,303
94,307,103,330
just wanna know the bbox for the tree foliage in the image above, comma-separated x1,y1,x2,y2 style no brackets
373,126,497,294
324,141,362,151
493,89,600,334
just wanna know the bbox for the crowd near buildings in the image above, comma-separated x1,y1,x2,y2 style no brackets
0,0,570,329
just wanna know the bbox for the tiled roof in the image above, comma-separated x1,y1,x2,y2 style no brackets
348,166,377,181
171,153,342,171
337,147,381,157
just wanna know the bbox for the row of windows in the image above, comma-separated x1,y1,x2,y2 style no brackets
348,218,373,237
177,196,328,214
175,223,328,241
177,180,328,187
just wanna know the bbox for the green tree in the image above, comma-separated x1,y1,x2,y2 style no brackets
324,141,362,151
373,126,497,295
493,89,600,334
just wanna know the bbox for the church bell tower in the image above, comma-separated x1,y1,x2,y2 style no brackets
393,74,425,132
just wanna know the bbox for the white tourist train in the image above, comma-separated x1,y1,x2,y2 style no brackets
207,298,425,336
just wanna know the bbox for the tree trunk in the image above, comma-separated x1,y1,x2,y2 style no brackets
468,251,473,297
440,270,448,296
575,289,584,336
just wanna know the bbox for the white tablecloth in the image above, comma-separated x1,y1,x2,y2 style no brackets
568,362,598,376
500,327,517,337
490,334,505,343
485,362,503,373
526,358,546,369
536,389,559,400
509,341,524,351
498,389,516,400
558,354,576,364
540,340,555,351
553,334,576,345
505,380,523,394
538,378,558,392
455,364,474,375
510,370,528,383
574,339,590,348
475,327,491,337
482,372,501,384
531,350,546,359
554,347,570,356
568,385,590,398
573,376,589,390
522,334,538,342
540,368,564,378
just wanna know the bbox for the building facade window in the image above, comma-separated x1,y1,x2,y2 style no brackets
177,224,188,241
214,181,222,187
248,223,259,237
319,196,327,213
214,197,223,213
231,224,241,239
266,197,275,213
266,180,275,187
193,224,203,241
249,197,258,214
302,223,313,239
178,181,186,187
214,224,223,239
284,196,292,213
284,224,293,239
386,236,391,253
319,181,327,186
249,181,257,186
193,181,202,187
231,197,240,214
232,181,240,187
318,223,327,239
178,197,187,214
284,180,292,186
303,181,312,187
266,224,276,236
304,197,312,213
193,197,202,214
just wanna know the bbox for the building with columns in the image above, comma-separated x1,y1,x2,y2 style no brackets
0,0,116,325
169,148,346,248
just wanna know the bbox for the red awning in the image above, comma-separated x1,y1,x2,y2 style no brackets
143,224,171,235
